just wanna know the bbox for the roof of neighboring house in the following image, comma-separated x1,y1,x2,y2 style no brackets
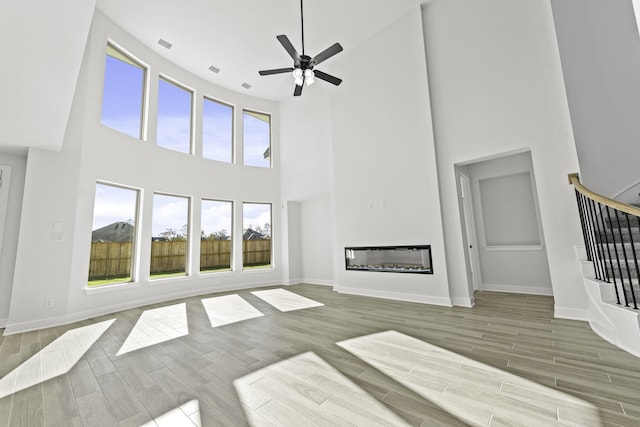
92,221,135,242
243,228,268,240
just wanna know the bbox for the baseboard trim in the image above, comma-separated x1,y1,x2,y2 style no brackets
482,283,554,296
3,280,283,335
300,278,334,287
451,297,474,307
335,286,453,307
0,318,7,329
554,306,589,321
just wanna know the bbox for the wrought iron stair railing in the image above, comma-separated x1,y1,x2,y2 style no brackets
569,173,640,309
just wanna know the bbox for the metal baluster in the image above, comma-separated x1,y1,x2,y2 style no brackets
625,212,640,310
579,192,602,279
589,199,620,304
612,207,632,307
576,191,594,264
604,205,628,306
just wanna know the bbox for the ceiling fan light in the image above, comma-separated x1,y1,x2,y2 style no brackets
304,69,315,86
293,68,304,86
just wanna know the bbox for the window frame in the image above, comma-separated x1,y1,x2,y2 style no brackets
202,96,235,164
87,181,142,289
150,192,192,280
242,201,273,270
156,75,195,155
101,41,148,140
242,109,272,168
200,198,234,274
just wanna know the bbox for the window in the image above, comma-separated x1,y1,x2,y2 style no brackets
101,43,146,138
151,193,190,278
157,77,193,154
88,182,140,287
243,110,271,168
243,203,272,269
203,98,233,163
201,200,233,272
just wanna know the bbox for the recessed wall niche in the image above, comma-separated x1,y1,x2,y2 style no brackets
479,171,541,247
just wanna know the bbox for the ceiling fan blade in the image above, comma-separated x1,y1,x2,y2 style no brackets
277,35,301,61
310,43,343,66
294,83,303,96
313,70,342,86
259,67,294,76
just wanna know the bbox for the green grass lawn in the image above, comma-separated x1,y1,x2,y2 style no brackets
243,263,272,270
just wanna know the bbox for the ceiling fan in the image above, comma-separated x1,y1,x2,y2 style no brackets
258,0,343,96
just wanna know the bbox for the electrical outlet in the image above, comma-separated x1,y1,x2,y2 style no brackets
45,299,55,308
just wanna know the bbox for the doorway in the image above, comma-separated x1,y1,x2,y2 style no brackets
459,170,482,291
456,151,553,296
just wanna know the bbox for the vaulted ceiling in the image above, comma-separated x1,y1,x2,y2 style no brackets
0,0,424,153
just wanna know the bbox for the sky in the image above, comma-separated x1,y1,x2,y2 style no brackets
101,53,270,163
97,48,272,238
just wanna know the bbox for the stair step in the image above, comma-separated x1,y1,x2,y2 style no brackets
604,262,640,279
596,242,640,259
605,215,640,229
595,227,640,244
597,277,640,306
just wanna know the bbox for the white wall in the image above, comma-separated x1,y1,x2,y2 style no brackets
299,194,334,285
280,78,336,286
467,151,553,295
551,0,640,198
5,10,283,334
0,153,27,327
329,8,451,305
423,0,587,318
0,0,96,152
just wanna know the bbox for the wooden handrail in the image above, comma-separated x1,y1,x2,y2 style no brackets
569,173,640,217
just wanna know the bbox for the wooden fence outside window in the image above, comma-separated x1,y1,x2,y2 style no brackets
88,239,271,280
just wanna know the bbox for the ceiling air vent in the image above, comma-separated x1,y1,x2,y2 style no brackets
157,39,172,49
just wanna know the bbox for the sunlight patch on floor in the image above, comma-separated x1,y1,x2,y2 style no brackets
117,303,188,356
234,351,408,426
0,319,115,399
141,399,201,427
201,294,264,327
251,288,324,312
338,330,602,426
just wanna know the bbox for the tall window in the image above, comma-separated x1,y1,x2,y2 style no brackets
243,203,272,269
157,77,193,154
203,98,233,163
88,183,139,287
243,110,271,168
201,200,233,272
151,193,190,278
101,44,146,138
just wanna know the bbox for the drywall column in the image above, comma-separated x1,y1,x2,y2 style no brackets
329,8,451,305
0,154,27,327
422,0,587,318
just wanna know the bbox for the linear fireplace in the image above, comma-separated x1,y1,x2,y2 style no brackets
345,245,432,274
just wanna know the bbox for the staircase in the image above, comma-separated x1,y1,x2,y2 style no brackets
594,208,640,308
570,174,640,358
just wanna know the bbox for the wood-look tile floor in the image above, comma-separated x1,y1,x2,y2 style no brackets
1,284,640,426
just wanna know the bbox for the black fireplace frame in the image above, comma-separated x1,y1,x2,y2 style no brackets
344,245,433,274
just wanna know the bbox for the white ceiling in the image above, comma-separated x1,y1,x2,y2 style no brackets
0,0,424,154
96,0,424,101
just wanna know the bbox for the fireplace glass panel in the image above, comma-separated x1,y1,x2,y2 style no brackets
345,245,432,274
